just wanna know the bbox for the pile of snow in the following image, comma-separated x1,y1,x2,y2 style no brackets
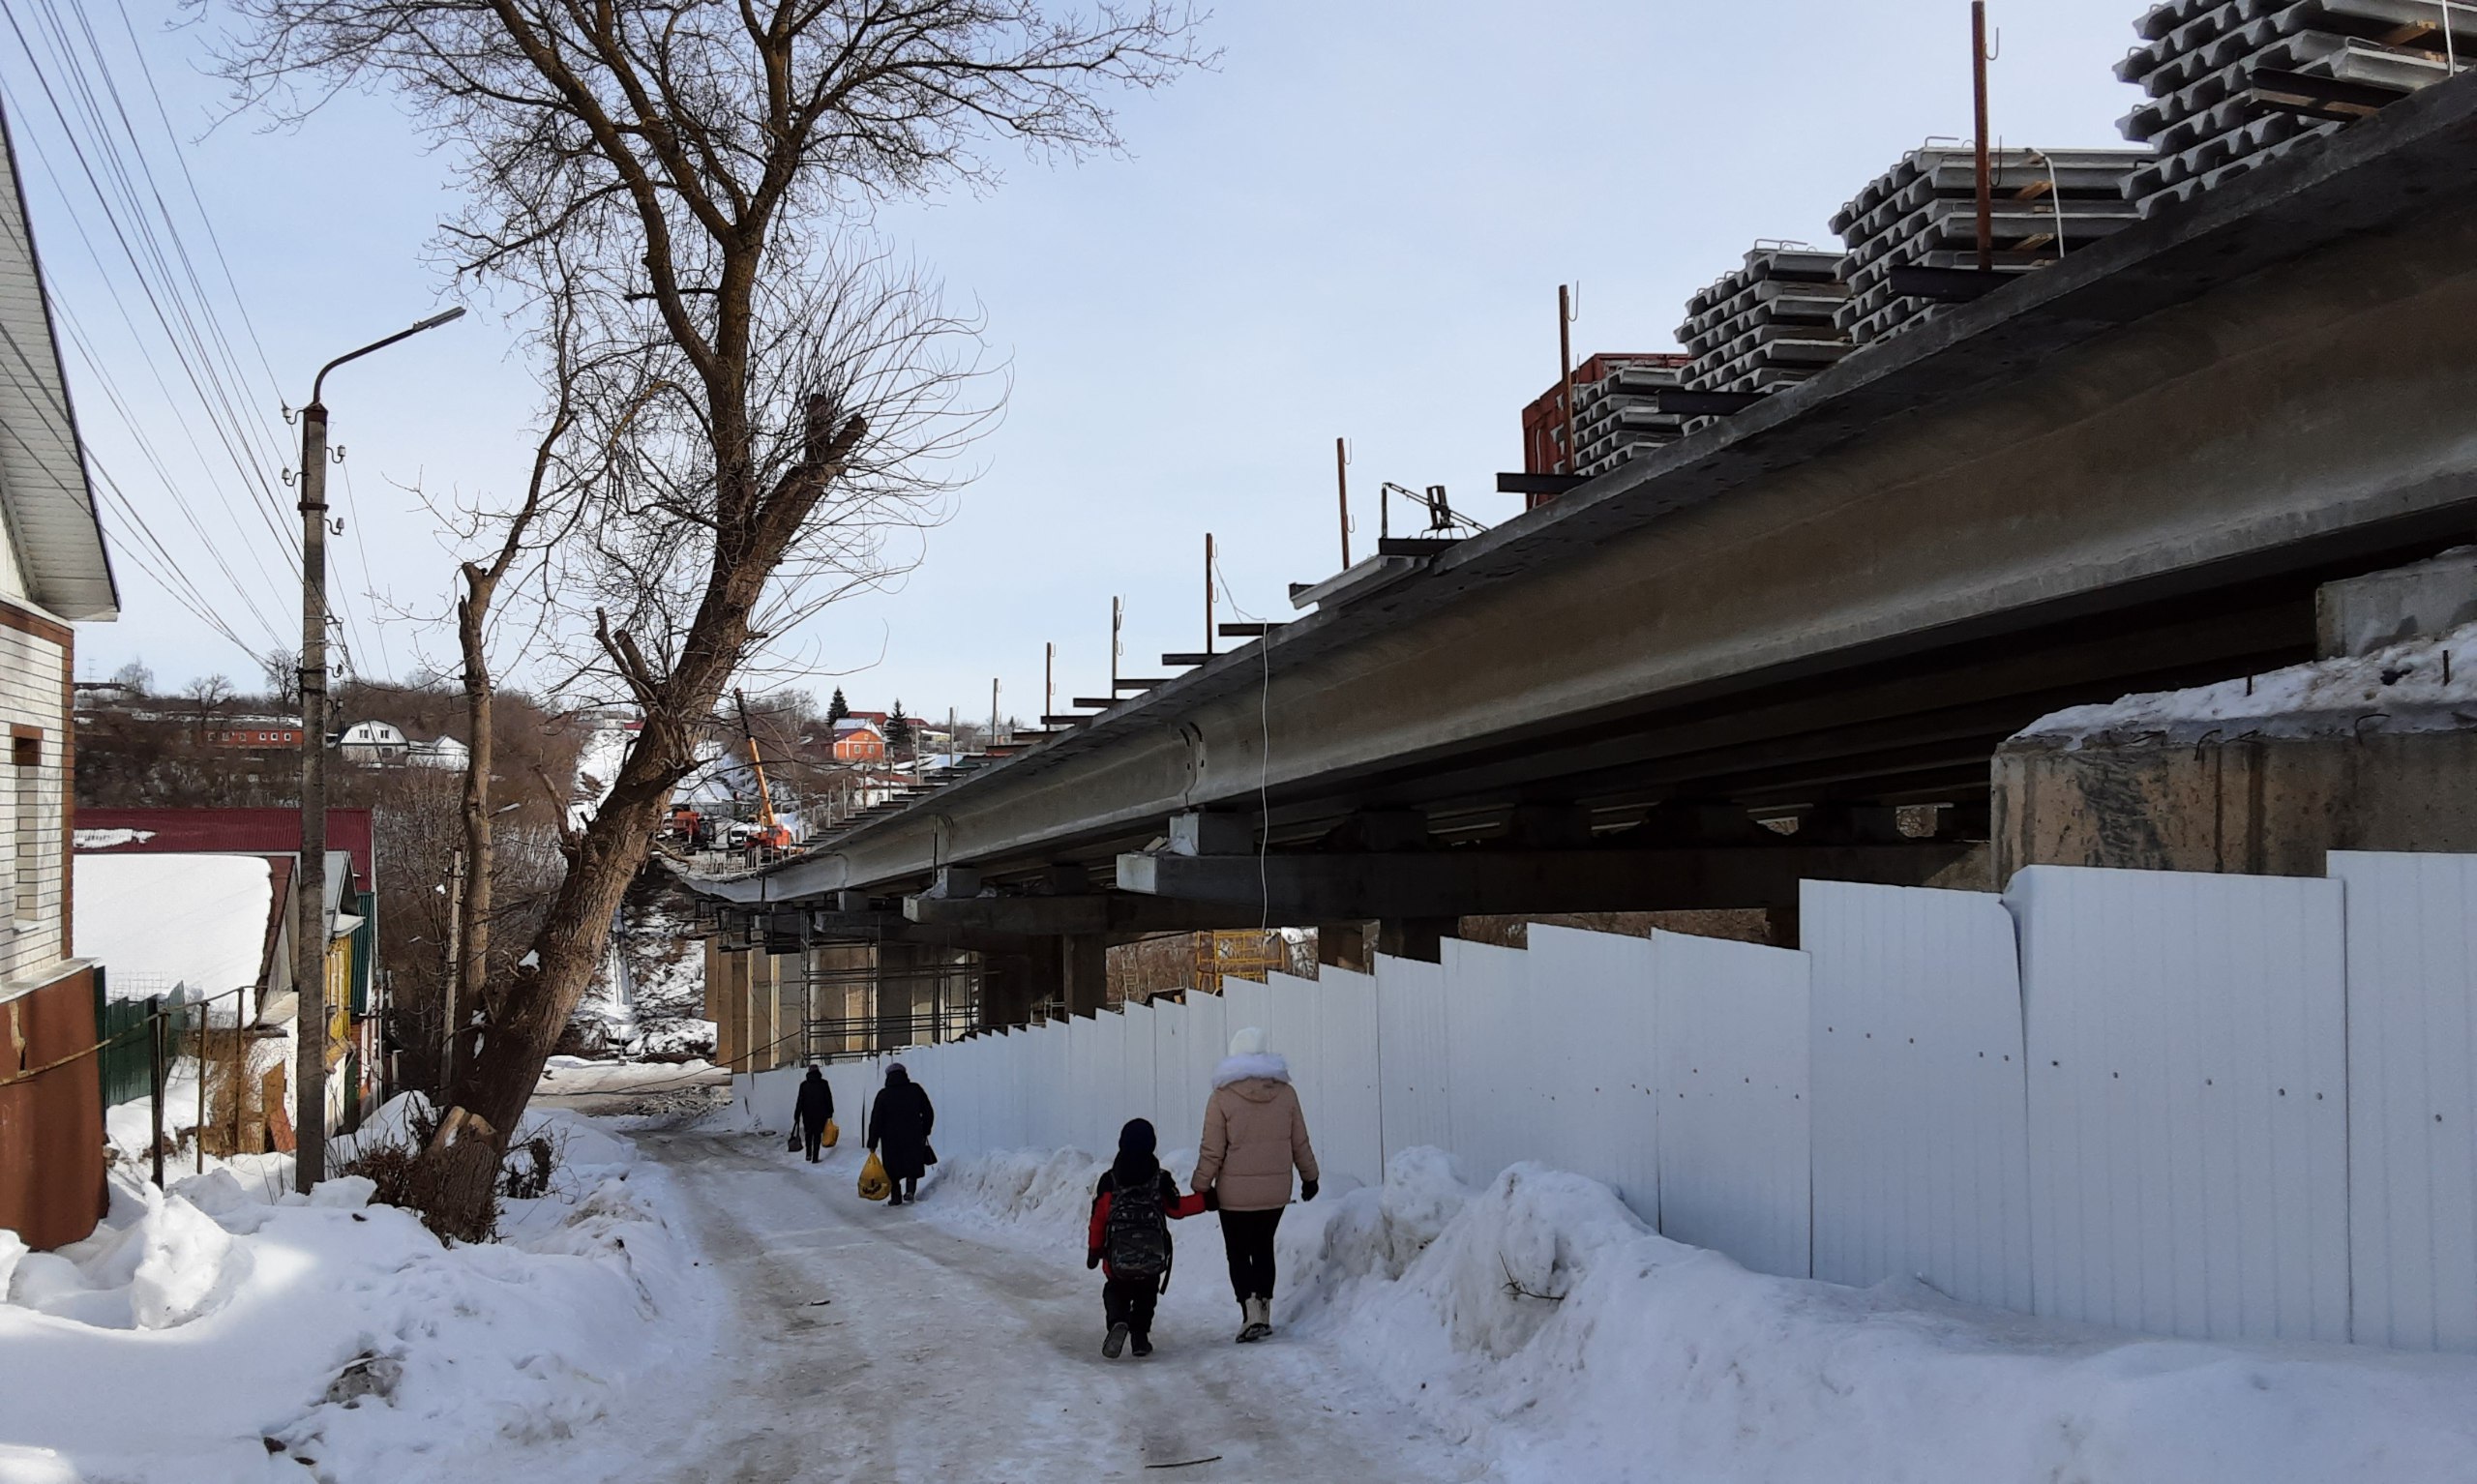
73,854,272,1014
2016,618,2477,748
927,1144,2477,1483
1,1098,713,1482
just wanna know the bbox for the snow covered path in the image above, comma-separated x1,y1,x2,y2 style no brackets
628,1130,1479,1483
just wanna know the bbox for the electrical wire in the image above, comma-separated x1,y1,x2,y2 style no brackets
1208,550,1275,934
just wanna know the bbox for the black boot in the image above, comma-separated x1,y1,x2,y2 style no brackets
1130,1333,1153,1358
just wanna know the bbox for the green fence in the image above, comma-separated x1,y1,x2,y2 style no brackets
92,973,154,1111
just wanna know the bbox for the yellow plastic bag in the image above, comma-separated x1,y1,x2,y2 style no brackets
858,1150,890,1202
821,1117,840,1149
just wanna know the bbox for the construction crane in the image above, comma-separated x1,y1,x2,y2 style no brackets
731,689,795,852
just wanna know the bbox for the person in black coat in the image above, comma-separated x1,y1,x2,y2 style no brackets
867,1062,936,1205
792,1066,835,1163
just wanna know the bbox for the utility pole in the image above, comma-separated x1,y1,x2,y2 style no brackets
1335,437,1352,569
1973,1,1995,274
1558,285,1579,475
1044,642,1055,723
1204,534,1216,658
293,306,464,1195
1110,597,1122,690
990,678,1000,745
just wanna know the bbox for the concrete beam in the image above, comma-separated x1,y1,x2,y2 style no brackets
1117,845,1971,919
688,84,2477,902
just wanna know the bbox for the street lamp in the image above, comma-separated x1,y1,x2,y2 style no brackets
293,305,466,1194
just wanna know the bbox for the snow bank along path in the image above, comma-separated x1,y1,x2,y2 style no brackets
0,1099,719,1484
634,1128,1479,1481
933,1143,2477,1484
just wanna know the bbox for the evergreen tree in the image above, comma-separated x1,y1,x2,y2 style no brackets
885,699,913,759
826,686,851,726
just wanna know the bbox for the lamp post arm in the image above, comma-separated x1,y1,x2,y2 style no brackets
311,307,468,407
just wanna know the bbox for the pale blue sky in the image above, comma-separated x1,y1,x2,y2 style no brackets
18,1,2150,722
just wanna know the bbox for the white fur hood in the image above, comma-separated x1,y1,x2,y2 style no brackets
1210,1052,1291,1090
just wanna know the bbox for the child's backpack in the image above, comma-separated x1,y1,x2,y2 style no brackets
1103,1174,1173,1280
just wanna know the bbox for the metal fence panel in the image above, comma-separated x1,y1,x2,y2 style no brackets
1654,930,1813,1279
1376,954,1450,1167
1805,880,2033,1311
1444,937,1529,1186
1151,1001,1190,1157
1262,973,1317,1131
1224,977,1272,1050
1182,992,1228,1153
2330,850,2477,1351
1312,965,1384,1192
1122,1001,1159,1135
1527,926,1659,1228
2011,865,2349,1343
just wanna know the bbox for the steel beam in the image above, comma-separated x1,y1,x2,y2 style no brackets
1116,845,1971,920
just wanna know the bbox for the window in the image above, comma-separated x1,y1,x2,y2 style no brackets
8,726,38,930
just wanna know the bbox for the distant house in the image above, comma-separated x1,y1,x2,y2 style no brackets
74,810,379,1146
408,734,469,771
337,720,410,765
0,97,121,1249
205,715,304,750
832,718,886,762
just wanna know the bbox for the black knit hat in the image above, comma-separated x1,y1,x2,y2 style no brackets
1118,1117,1156,1157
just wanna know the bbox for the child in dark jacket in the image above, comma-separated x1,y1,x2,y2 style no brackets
1088,1117,1209,1358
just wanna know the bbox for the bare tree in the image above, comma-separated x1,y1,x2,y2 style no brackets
259,648,301,710
219,0,1205,1235
181,673,236,733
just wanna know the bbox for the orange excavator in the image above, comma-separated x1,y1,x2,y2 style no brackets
732,689,796,852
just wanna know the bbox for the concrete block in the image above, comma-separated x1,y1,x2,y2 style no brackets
2315,548,2477,658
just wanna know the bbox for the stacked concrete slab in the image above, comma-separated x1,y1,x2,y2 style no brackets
1569,355,1690,476
1676,247,1851,406
1832,147,2147,346
2118,0,2473,216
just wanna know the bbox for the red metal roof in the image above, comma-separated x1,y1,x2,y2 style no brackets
75,808,376,880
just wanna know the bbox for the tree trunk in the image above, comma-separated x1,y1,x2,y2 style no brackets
407,405,862,1239
451,582,496,1103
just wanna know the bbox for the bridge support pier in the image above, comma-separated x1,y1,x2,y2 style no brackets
1316,921,1373,974
1376,917,1452,964
1063,933,1109,1016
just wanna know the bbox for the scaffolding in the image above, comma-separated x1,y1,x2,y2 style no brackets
1191,930,1284,994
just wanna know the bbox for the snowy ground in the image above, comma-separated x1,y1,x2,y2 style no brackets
13,1093,2477,1482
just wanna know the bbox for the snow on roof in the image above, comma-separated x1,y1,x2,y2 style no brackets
73,828,152,849
832,718,880,735
74,853,274,1004
2014,619,2477,749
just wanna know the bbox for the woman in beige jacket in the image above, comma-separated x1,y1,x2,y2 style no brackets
1191,1025,1320,1342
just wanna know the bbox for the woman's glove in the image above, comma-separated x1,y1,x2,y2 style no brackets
1202,1188,1220,1212
1299,1179,1319,1202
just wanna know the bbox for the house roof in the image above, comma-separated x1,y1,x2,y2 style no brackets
0,100,113,621
74,807,376,879
74,853,274,1006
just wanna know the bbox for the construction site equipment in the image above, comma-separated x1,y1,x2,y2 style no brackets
1192,931,1284,994
1832,147,2146,346
731,689,795,851
2117,0,2475,218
